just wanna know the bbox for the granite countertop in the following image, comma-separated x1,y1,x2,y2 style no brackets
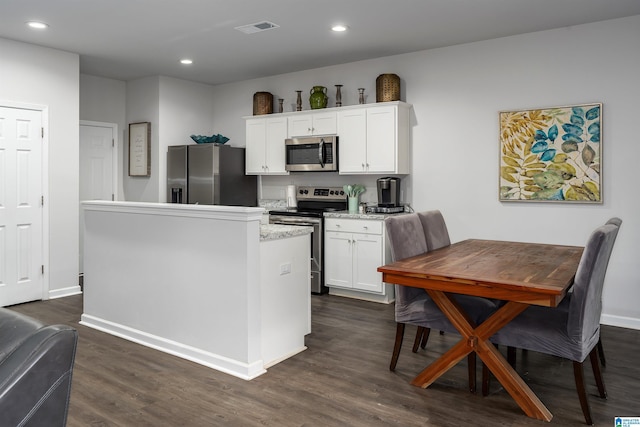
323,210,409,220
260,223,313,241
259,199,287,210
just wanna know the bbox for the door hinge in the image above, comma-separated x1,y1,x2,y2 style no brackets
41,195,44,206
112,194,115,201
41,127,44,138
41,265,45,275
112,138,115,147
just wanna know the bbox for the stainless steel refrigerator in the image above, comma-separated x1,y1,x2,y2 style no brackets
167,144,257,206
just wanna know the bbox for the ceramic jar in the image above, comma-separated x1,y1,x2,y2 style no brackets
309,86,328,109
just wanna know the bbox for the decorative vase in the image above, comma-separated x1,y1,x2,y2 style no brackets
278,98,284,113
348,196,359,214
335,85,343,107
376,73,401,102
309,86,328,109
358,88,365,104
253,92,273,115
295,90,302,111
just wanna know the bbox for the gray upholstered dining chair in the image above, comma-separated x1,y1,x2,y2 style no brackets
385,213,497,392
412,210,452,350
595,217,622,367
488,220,621,425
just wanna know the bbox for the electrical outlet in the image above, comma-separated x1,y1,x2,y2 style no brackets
279,263,291,275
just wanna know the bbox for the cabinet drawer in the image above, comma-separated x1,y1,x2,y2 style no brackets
325,219,383,235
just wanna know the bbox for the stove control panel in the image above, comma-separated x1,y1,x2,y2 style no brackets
297,186,346,201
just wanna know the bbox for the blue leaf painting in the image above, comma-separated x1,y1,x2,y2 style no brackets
531,141,548,153
585,107,600,120
562,123,583,135
572,107,585,116
588,122,600,135
590,134,600,143
535,130,547,141
540,149,557,161
562,133,582,143
570,115,585,126
550,189,565,200
548,124,558,141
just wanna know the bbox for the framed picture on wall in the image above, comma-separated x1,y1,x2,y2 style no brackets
499,103,602,203
128,122,151,177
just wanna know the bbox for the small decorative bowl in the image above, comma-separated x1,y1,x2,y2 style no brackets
190,134,230,144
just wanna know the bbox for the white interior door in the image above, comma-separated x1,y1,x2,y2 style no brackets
79,122,116,274
0,106,44,307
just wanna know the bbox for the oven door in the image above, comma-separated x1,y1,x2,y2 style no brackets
269,214,325,294
285,136,338,172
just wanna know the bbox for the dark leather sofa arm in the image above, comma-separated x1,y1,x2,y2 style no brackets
0,309,78,427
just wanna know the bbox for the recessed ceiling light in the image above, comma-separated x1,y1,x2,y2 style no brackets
26,21,49,29
180,59,193,65
331,24,348,32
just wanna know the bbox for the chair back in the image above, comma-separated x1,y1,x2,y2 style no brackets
568,220,621,345
417,210,451,251
385,214,429,305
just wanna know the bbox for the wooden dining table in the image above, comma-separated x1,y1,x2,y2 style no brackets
377,239,584,422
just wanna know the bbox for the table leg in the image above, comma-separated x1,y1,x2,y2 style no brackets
413,291,553,422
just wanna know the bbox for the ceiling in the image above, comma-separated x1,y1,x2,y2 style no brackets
2,0,640,86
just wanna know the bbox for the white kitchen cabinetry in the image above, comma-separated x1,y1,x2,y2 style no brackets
245,116,289,175
288,111,337,137
337,102,410,174
324,217,394,303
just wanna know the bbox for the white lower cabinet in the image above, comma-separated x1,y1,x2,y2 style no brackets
324,217,394,303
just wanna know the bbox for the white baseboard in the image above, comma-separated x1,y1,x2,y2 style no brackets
601,313,640,331
328,287,394,304
79,314,267,380
48,285,82,300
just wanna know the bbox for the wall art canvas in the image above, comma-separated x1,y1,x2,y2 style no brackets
499,103,602,203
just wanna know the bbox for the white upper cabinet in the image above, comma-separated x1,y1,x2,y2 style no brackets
244,101,410,175
337,102,411,174
288,111,337,137
245,116,289,175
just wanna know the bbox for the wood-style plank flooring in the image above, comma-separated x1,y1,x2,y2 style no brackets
8,294,640,426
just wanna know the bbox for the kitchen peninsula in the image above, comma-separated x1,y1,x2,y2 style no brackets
80,201,311,380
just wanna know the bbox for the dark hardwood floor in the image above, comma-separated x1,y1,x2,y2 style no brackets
8,294,640,426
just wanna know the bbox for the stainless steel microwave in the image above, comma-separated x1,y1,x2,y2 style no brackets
285,136,338,172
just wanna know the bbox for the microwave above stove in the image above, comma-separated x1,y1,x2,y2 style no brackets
285,136,338,172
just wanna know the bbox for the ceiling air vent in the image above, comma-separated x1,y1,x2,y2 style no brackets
235,21,280,35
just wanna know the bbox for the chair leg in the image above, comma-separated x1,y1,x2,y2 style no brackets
589,348,607,398
413,327,431,352
420,328,431,349
507,346,516,368
597,337,606,367
468,352,476,393
389,323,405,371
573,360,594,425
481,362,490,396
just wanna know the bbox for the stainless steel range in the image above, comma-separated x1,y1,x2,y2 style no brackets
269,186,347,294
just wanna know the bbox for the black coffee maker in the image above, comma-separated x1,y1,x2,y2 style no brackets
377,177,401,207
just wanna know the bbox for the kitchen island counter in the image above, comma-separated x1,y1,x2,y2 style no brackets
81,201,310,380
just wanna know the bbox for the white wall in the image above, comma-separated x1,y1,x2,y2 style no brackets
79,74,126,199
125,76,160,202
158,76,216,202
114,76,217,202
209,15,640,329
0,38,80,298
